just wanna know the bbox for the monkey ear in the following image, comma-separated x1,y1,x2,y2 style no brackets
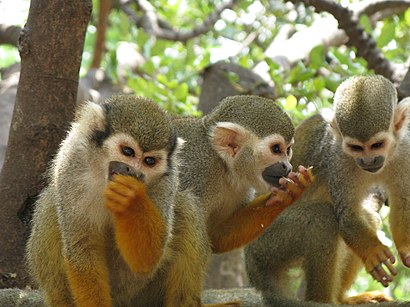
76,101,107,134
210,122,250,158
174,137,186,154
393,97,410,136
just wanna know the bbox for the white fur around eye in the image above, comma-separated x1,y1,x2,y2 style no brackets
255,134,289,166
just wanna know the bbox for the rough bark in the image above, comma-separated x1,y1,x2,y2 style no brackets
0,0,92,288
0,64,20,171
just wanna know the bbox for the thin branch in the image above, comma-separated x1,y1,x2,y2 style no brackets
91,0,113,68
352,0,410,18
120,0,238,42
288,0,401,83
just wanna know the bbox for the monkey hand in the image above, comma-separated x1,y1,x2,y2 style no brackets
104,175,166,274
104,174,147,214
265,165,314,207
364,245,397,287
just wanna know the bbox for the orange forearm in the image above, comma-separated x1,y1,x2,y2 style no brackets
105,176,167,273
113,200,166,273
210,193,289,253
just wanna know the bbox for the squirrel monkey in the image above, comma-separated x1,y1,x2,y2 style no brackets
172,95,314,254
26,95,210,306
245,75,410,305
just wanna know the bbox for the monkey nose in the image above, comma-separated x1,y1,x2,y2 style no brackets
108,161,144,181
357,156,385,173
262,161,292,187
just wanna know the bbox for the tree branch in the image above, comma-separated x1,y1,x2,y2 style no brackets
353,0,410,18
120,0,238,42
90,0,113,68
288,0,405,83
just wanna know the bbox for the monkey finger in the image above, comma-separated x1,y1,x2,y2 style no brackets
296,165,309,178
104,194,128,213
281,177,304,199
383,250,396,264
301,166,315,184
377,262,395,282
383,259,397,276
287,172,303,188
112,174,144,190
370,266,390,287
104,188,129,204
298,165,314,183
106,181,136,198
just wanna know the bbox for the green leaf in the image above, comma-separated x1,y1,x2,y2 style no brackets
359,15,372,34
143,60,156,76
313,77,326,91
404,7,410,27
309,45,324,69
175,83,188,101
289,62,316,83
285,95,297,110
377,21,395,48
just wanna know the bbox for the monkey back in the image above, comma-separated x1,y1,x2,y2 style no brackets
204,95,295,142
334,75,397,142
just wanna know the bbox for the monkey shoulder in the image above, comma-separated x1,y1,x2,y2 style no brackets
292,114,331,169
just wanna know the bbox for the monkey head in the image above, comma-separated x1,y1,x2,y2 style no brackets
206,95,294,192
74,94,182,188
328,75,410,174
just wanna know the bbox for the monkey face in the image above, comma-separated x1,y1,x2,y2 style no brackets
102,132,181,186
255,134,293,188
342,132,394,174
210,122,294,192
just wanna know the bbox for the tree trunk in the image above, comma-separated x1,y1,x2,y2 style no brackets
0,0,92,288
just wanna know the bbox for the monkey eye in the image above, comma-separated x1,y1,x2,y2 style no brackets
121,146,135,157
286,146,292,156
371,142,383,149
271,144,281,154
348,144,363,152
144,157,156,167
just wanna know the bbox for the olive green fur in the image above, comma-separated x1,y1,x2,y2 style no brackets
334,75,397,141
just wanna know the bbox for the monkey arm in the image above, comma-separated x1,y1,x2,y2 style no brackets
210,167,313,253
104,175,167,274
335,197,397,287
388,192,410,269
210,191,290,253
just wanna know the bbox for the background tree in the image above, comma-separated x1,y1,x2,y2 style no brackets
0,0,92,287
0,0,409,298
